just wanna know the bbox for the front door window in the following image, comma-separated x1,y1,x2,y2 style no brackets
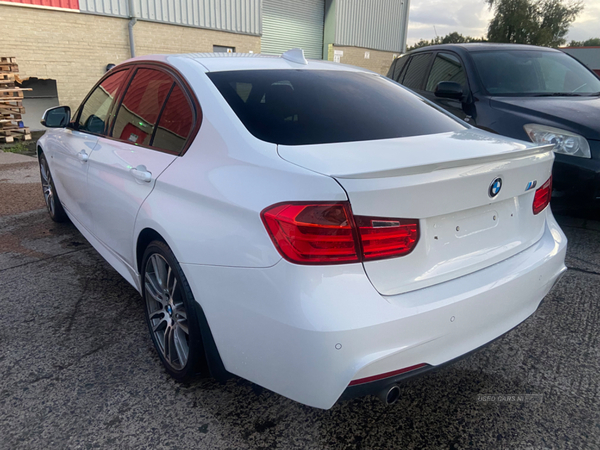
77,69,129,134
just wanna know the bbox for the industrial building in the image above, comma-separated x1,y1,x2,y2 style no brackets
561,46,600,76
0,0,410,129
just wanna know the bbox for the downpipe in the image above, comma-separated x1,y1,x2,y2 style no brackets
378,384,401,405
128,0,137,58
128,17,137,58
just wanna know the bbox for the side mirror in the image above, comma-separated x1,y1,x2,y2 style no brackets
41,106,71,128
435,81,463,100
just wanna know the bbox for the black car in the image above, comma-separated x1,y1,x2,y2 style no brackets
387,43,600,204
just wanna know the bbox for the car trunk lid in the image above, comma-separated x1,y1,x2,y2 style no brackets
278,129,555,295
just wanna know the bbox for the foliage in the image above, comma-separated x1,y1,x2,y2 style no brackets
407,32,487,51
567,37,600,47
1,143,30,154
486,0,583,47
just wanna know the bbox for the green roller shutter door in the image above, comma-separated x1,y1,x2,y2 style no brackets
261,0,325,60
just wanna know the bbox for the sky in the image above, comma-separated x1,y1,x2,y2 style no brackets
406,0,600,46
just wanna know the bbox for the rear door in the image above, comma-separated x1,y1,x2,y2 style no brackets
86,66,197,267
49,68,129,228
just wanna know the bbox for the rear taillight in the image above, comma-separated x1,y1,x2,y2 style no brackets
261,202,359,264
261,202,419,265
355,216,419,260
533,175,552,215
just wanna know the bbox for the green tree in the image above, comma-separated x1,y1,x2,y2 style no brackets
486,0,583,47
407,33,486,51
568,37,600,46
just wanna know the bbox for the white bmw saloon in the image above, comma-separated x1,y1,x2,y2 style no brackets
37,50,567,409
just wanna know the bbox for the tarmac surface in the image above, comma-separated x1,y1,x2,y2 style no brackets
0,150,599,449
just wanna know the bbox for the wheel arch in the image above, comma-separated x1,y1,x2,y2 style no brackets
136,227,166,274
136,227,230,382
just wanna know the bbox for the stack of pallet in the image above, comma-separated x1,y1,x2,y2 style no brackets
0,57,32,144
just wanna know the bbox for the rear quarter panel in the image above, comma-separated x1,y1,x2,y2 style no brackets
133,57,348,269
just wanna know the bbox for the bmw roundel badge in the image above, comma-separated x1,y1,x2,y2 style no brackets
489,177,502,198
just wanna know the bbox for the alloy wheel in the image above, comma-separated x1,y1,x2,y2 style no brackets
40,159,55,216
144,253,190,370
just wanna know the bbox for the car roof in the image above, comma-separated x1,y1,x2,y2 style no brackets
409,43,561,54
123,52,371,73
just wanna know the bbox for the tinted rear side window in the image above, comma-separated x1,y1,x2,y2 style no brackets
111,68,173,146
153,84,195,154
402,53,433,90
387,55,409,81
208,70,464,146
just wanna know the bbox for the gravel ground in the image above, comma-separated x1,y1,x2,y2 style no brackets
0,152,45,216
0,151,599,449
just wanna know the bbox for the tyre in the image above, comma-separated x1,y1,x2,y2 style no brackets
39,152,68,223
142,240,206,381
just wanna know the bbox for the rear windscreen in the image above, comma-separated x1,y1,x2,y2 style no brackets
207,70,465,145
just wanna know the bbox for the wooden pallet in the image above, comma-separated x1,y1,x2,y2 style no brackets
0,64,18,73
0,89,31,99
0,99,23,106
0,132,31,142
0,57,30,143
0,88,31,99
0,114,22,121
13,133,31,141
0,104,25,112
3,126,30,134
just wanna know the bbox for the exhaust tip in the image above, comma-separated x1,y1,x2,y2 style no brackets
379,385,401,405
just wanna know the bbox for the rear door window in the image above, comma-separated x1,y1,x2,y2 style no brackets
402,53,433,90
426,52,468,91
153,84,195,154
77,69,129,134
387,55,409,82
111,68,173,147
208,69,465,146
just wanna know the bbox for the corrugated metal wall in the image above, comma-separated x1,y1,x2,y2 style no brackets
335,0,407,52
79,0,127,16
19,0,409,53
261,0,324,59
79,0,261,35
561,48,600,71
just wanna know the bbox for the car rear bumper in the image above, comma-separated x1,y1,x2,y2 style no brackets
181,212,567,409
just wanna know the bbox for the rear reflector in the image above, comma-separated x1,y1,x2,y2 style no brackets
533,175,552,215
348,363,428,386
261,202,420,264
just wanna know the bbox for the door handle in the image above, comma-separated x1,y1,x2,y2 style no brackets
131,165,152,183
78,150,89,162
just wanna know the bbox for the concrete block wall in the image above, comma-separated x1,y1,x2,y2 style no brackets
0,3,260,114
328,44,399,75
134,21,260,57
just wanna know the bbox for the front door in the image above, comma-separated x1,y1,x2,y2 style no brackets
46,128,98,225
49,68,130,228
421,52,475,124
